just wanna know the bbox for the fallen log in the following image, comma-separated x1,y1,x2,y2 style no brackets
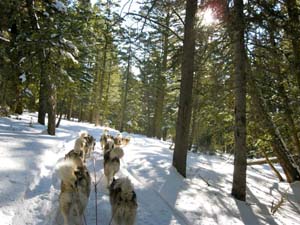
247,157,278,165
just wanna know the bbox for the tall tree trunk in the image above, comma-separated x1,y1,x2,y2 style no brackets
96,41,108,126
285,0,300,89
92,52,100,124
56,112,63,128
153,13,170,139
67,96,73,120
79,102,83,122
103,59,112,122
231,0,247,201
172,0,197,178
9,22,23,114
47,74,56,135
38,54,47,125
119,48,131,132
189,67,202,150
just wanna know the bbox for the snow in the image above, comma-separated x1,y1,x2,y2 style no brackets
50,34,58,38
52,1,67,13
0,112,299,225
43,12,50,17
60,38,79,56
19,73,26,83
19,57,26,64
60,50,79,64
24,88,33,96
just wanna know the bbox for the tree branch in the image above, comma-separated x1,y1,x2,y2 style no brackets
125,12,183,41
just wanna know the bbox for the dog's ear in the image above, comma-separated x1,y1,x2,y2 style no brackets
109,178,116,190
132,191,137,200
104,142,110,151
74,166,83,177
111,177,116,186
74,170,81,177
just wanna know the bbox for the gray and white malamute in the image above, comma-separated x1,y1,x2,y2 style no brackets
100,129,109,150
109,177,138,225
104,146,124,187
103,135,115,155
58,157,91,225
74,131,96,162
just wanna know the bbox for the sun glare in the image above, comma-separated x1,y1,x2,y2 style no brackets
200,8,217,26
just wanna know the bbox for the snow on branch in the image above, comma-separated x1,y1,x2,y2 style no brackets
60,50,79,64
52,0,67,13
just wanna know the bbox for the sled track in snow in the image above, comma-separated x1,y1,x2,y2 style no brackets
119,144,192,225
49,134,192,225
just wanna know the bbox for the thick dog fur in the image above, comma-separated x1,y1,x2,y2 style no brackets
114,133,123,146
104,137,115,154
104,147,124,187
109,177,138,225
74,131,95,162
121,137,130,147
84,134,96,158
113,134,130,147
58,158,91,225
64,149,83,161
100,129,109,150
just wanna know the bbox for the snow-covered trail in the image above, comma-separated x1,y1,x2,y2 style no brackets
0,114,187,225
0,114,106,225
50,142,190,225
1,113,300,225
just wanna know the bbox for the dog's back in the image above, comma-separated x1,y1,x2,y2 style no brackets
109,177,138,225
104,147,124,187
100,129,109,149
65,149,83,161
104,137,115,154
84,134,96,156
58,158,91,225
74,131,95,162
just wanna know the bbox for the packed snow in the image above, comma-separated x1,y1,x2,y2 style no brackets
0,112,299,225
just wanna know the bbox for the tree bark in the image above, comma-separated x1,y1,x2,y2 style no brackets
119,47,131,132
38,54,47,125
231,0,247,201
67,96,73,120
47,75,56,135
172,0,197,178
285,0,300,89
262,148,285,182
96,41,108,126
103,58,112,122
153,12,170,139
56,112,63,128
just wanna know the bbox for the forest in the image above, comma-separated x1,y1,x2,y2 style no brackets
0,0,300,202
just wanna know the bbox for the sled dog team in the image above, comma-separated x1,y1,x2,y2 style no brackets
58,130,137,225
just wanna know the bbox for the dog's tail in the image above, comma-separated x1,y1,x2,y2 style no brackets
57,159,77,185
109,147,124,159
